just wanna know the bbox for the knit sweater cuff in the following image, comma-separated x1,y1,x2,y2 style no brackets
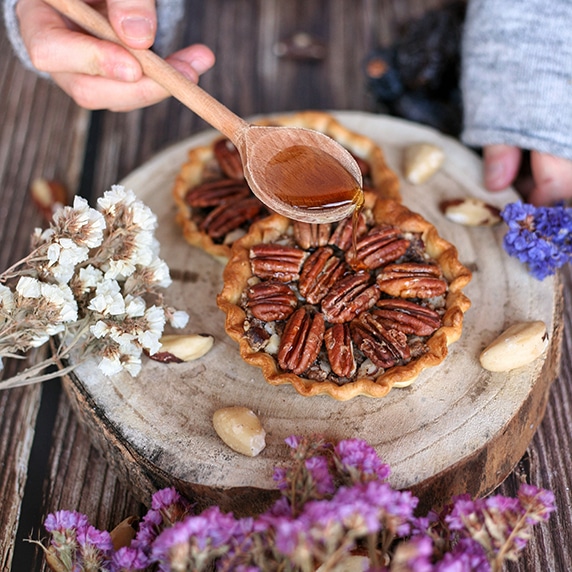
461,0,572,160
3,0,49,76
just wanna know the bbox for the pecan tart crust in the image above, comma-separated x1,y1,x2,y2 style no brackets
172,111,401,261
217,196,472,400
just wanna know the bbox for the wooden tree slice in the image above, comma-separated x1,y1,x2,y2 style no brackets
62,112,562,516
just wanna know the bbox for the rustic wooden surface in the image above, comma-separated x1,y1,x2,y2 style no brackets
1,1,571,570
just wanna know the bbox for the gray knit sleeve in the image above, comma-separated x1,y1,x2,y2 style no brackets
461,0,572,161
3,0,43,73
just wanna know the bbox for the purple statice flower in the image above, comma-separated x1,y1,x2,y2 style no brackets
132,508,163,549
151,487,183,511
305,455,335,496
44,510,90,533
151,506,238,568
501,201,572,279
133,487,191,551
334,438,391,482
271,515,314,556
305,480,416,537
517,483,556,523
76,525,114,570
444,494,480,532
391,535,434,572
76,525,113,552
434,538,490,572
111,546,150,571
285,435,302,449
272,466,289,491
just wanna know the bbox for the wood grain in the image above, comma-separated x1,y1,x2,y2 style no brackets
2,1,572,570
61,112,562,517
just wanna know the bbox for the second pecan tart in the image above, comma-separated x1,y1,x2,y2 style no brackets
217,195,472,400
172,111,401,262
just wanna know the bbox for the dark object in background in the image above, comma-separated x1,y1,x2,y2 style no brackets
365,1,466,137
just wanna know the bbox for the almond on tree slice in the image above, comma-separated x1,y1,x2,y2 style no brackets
403,143,445,185
151,334,214,363
479,321,548,372
212,406,266,457
441,197,502,227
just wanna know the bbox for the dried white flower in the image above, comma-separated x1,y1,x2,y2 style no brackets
0,184,196,389
16,276,42,298
74,265,104,294
138,305,165,355
125,295,146,318
41,283,78,323
0,284,14,313
169,310,189,329
88,280,125,316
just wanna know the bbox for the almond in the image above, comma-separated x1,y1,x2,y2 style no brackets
479,321,548,372
403,143,445,185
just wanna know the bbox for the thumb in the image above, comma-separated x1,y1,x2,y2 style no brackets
106,0,156,49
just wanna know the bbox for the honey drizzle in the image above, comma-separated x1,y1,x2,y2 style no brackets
350,191,364,261
265,144,362,213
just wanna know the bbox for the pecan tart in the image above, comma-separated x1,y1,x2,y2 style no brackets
172,111,401,261
217,195,472,400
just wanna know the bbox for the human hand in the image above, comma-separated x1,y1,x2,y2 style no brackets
16,0,215,111
483,145,572,206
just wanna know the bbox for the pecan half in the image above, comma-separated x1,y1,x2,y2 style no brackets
345,225,410,270
376,263,448,299
250,243,307,282
299,247,347,304
321,272,380,323
324,323,356,378
278,307,325,374
328,212,367,251
246,281,298,321
214,138,244,180
185,178,250,208
350,312,410,368
374,299,441,336
293,221,331,250
200,196,265,238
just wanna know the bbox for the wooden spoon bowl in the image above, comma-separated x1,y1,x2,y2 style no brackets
44,0,363,223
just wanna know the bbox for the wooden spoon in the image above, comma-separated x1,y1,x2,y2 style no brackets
44,0,364,224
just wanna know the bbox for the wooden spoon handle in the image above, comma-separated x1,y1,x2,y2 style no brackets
43,0,249,143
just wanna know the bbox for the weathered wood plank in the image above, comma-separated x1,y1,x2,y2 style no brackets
2,1,572,571
0,21,91,571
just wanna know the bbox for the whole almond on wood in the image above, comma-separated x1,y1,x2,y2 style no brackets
479,321,548,372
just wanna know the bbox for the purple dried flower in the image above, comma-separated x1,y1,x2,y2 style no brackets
501,201,572,279
44,510,90,533
334,438,391,482
305,456,335,495
517,483,556,523
306,480,416,537
391,535,434,572
445,495,479,531
285,435,302,449
132,508,163,549
434,538,490,571
76,525,113,552
111,546,150,571
272,516,313,556
151,506,237,567
272,466,289,490
151,487,182,511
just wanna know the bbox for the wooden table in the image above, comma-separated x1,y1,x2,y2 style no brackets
1,1,570,570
